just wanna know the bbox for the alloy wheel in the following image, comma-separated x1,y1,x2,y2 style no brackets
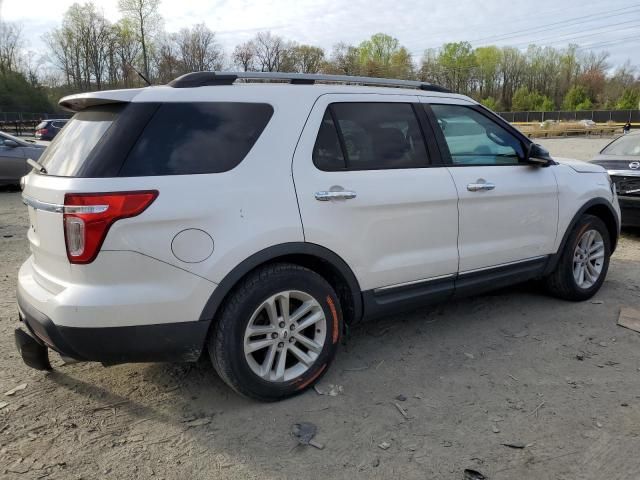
243,290,327,382
573,229,605,289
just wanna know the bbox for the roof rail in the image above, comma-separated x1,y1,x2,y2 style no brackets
167,71,451,93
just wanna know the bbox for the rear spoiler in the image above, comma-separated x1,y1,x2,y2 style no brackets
58,89,143,112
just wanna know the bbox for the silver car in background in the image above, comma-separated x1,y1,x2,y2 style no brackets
591,131,640,227
0,132,45,187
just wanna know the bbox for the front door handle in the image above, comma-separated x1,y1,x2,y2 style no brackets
467,182,496,192
314,190,357,201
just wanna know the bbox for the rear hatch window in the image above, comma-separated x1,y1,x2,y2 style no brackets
38,106,122,176
36,102,273,178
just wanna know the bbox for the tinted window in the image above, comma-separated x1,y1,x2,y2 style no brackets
120,102,273,176
315,103,428,171
430,104,524,165
601,134,640,156
313,110,346,170
38,106,121,176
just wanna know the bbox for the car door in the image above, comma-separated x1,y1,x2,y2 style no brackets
0,134,28,184
292,93,459,296
422,98,558,273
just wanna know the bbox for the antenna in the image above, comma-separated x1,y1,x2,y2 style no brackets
125,62,151,87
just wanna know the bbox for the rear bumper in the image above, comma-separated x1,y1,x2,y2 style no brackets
17,288,209,363
16,251,216,364
619,196,640,227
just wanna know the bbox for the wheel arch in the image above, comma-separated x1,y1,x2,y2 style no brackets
545,197,620,275
199,242,363,328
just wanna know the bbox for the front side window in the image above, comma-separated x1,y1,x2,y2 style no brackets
430,104,524,166
312,102,429,171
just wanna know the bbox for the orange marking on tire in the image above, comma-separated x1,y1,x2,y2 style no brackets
326,296,339,344
296,363,326,390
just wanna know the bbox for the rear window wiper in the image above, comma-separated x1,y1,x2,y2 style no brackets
26,158,47,174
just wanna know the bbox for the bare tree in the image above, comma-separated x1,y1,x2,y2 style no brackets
232,41,256,71
118,0,160,80
176,23,223,73
154,32,182,83
0,22,24,73
114,18,142,87
253,31,285,72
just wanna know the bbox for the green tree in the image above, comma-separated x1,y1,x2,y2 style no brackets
357,33,413,78
118,0,161,81
0,70,53,112
480,97,500,110
562,85,590,110
438,41,476,93
475,46,502,98
511,86,552,111
615,88,640,110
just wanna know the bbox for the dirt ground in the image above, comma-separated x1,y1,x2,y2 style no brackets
1,137,639,480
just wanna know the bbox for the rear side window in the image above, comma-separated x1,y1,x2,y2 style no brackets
38,107,121,177
119,102,273,176
313,103,429,171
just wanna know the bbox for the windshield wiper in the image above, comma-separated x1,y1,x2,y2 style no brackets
26,158,47,174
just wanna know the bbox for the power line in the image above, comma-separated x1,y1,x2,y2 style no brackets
504,20,640,48
577,33,640,50
471,3,640,45
408,5,640,57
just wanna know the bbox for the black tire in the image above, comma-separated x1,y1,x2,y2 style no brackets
546,214,611,301
209,263,342,401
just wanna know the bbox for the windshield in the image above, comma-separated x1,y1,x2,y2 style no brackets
602,134,640,156
38,106,121,176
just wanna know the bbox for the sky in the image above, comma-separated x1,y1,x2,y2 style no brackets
1,0,639,69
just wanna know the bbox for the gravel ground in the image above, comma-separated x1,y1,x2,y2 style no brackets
537,137,612,161
1,137,639,480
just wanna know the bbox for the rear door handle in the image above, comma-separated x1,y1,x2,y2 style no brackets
467,182,495,192
314,190,357,201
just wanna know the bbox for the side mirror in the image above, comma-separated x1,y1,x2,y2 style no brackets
3,139,19,148
526,143,554,167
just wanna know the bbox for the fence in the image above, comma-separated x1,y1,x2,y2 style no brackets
498,110,640,123
0,112,73,122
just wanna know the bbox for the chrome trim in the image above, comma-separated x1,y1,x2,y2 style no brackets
374,273,455,293
22,195,108,214
315,190,357,201
467,182,496,192
459,255,548,276
22,195,64,213
607,170,640,177
63,205,109,214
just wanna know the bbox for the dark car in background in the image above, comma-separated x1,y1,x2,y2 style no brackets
0,132,45,187
35,119,68,140
591,132,640,227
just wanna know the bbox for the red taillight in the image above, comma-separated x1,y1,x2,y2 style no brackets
63,191,158,264
36,128,48,135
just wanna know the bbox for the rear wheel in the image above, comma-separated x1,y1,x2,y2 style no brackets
546,214,611,301
209,263,342,401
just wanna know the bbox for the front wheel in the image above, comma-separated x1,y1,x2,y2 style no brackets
546,214,611,301
209,263,342,401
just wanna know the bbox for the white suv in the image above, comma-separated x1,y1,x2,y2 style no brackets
15,72,620,401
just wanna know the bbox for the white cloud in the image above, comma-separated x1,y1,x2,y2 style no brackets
1,0,638,67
